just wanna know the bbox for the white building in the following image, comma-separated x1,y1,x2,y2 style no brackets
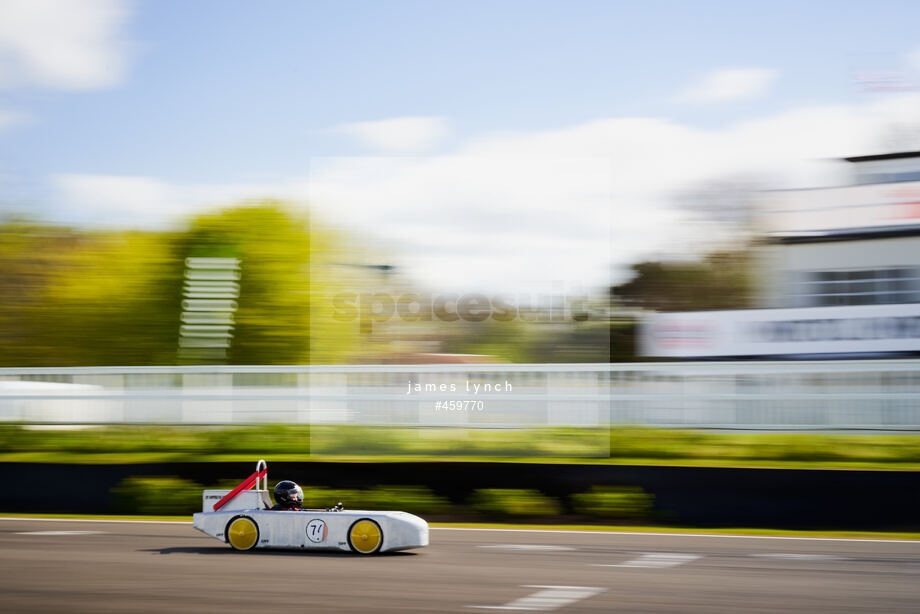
642,151,920,359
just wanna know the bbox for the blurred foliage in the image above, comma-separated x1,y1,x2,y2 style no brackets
612,249,754,312
111,478,451,516
0,222,183,365
107,479,654,520
570,486,653,519
181,205,311,364
470,488,561,517
309,425,609,458
0,424,311,458
113,476,202,515
442,320,610,363
302,485,451,515
0,203,360,366
0,202,612,365
1,424,918,469
609,320,637,362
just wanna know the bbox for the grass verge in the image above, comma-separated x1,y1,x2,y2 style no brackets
429,522,920,540
1,424,919,470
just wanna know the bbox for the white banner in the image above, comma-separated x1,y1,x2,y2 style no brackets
762,181,920,234
641,303,920,357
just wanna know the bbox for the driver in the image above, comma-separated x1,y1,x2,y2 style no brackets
270,480,304,510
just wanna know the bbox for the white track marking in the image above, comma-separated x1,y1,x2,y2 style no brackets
478,544,575,551
0,517,190,525
594,552,701,568
467,586,605,611
433,527,920,544
752,553,845,560
0,518,918,544
15,530,104,536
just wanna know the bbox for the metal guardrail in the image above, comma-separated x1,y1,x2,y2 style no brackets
1,360,919,430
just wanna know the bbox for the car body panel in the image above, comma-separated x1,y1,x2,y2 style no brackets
193,491,428,553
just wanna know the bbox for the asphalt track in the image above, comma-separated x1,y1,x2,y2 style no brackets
1,519,919,613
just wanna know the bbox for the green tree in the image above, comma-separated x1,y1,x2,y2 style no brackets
179,202,359,365
611,249,754,312
0,202,361,367
0,221,183,366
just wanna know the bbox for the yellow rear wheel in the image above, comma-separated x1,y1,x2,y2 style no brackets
348,519,382,554
226,516,259,551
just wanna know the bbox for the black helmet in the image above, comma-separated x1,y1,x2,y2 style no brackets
273,480,303,507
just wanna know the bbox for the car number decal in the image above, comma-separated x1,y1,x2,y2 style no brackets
306,519,328,543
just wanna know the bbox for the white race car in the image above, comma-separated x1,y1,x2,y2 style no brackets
192,460,429,555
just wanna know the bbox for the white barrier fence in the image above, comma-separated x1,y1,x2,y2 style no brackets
0,361,918,430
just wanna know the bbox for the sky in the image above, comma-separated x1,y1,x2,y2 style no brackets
3,0,920,293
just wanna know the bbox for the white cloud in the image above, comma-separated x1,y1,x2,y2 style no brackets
337,116,450,153
908,45,920,72
52,174,311,228
0,106,25,131
678,68,779,103
54,174,179,226
0,0,130,90
51,91,920,293
308,154,618,292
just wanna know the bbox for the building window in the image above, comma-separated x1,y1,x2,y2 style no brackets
792,267,920,307
857,171,920,184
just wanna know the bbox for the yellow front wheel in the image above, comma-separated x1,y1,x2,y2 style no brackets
348,519,382,554
226,516,259,551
